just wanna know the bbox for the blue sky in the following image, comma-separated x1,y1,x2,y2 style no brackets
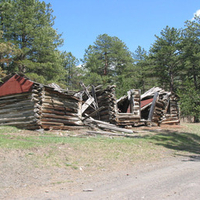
44,0,200,62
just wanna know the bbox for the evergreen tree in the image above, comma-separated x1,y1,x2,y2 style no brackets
82,33,134,97
0,0,64,83
132,46,152,93
61,51,82,90
181,16,200,90
178,16,200,121
149,26,182,92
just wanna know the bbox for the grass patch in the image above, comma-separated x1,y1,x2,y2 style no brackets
0,123,200,171
145,123,200,154
0,126,20,134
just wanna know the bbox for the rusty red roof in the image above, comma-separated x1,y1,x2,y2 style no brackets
141,98,153,108
0,74,34,97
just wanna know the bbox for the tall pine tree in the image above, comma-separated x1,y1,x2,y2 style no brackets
82,33,134,96
0,0,64,83
178,16,200,121
149,26,182,92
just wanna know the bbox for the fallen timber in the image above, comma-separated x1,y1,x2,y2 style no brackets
81,84,116,124
87,130,138,138
83,116,136,134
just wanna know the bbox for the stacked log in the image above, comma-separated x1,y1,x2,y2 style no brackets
0,91,41,129
151,99,166,125
161,94,180,124
141,87,180,126
0,82,83,130
96,85,116,123
115,89,141,126
39,87,83,130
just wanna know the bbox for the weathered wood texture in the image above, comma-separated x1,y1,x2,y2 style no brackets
40,87,83,130
116,89,141,126
0,83,83,130
0,91,40,129
161,94,180,125
83,85,117,124
141,87,180,126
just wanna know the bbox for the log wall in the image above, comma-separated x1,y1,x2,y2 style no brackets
161,95,180,124
116,89,141,126
40,87,83,130
0,91,40,129
0,83,83,130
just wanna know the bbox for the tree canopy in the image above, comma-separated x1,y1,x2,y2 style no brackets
0,0,65,83
82,33,134,96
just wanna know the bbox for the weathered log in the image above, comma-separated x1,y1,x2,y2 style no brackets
41,118,83,125
87,130,137,137
84,117,135,134
0,92,31,100
0,119,39,126
0,104,36,114
41,113,81,121
41,104,78,112
41,108,78,117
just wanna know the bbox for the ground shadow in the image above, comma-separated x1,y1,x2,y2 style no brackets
142,129,200,156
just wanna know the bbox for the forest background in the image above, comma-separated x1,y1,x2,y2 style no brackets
0,0,200,121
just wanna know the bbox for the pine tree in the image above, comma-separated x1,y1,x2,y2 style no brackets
82,33,134,96
149,26,182,92
61,51,82,90
178,16,200,121
132,46,152,93
0,0,64,83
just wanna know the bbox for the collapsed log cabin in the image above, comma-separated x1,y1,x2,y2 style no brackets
115,89,141,126
0,74,180,130
0,74,83,130
140,87,180,125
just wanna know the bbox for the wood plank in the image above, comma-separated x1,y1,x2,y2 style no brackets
81,96,94,114
148,92,159,121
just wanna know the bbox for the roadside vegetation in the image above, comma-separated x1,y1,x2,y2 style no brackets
0,123,200,172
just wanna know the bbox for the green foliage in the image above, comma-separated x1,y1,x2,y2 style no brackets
82,34,134,96
0,0,65,83
149,26,182,92
60,51,83,90
178,80,200,122
132,46,154,93
181,16,200,90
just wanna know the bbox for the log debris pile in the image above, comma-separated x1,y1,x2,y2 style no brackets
0,74,83,130
38,86,83,130
0,83,83,130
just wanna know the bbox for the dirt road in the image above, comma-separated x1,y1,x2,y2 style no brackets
3,155,199,200
66,155,200,200
1,123,200,200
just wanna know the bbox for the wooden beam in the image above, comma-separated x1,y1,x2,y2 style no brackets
148,92,158,121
